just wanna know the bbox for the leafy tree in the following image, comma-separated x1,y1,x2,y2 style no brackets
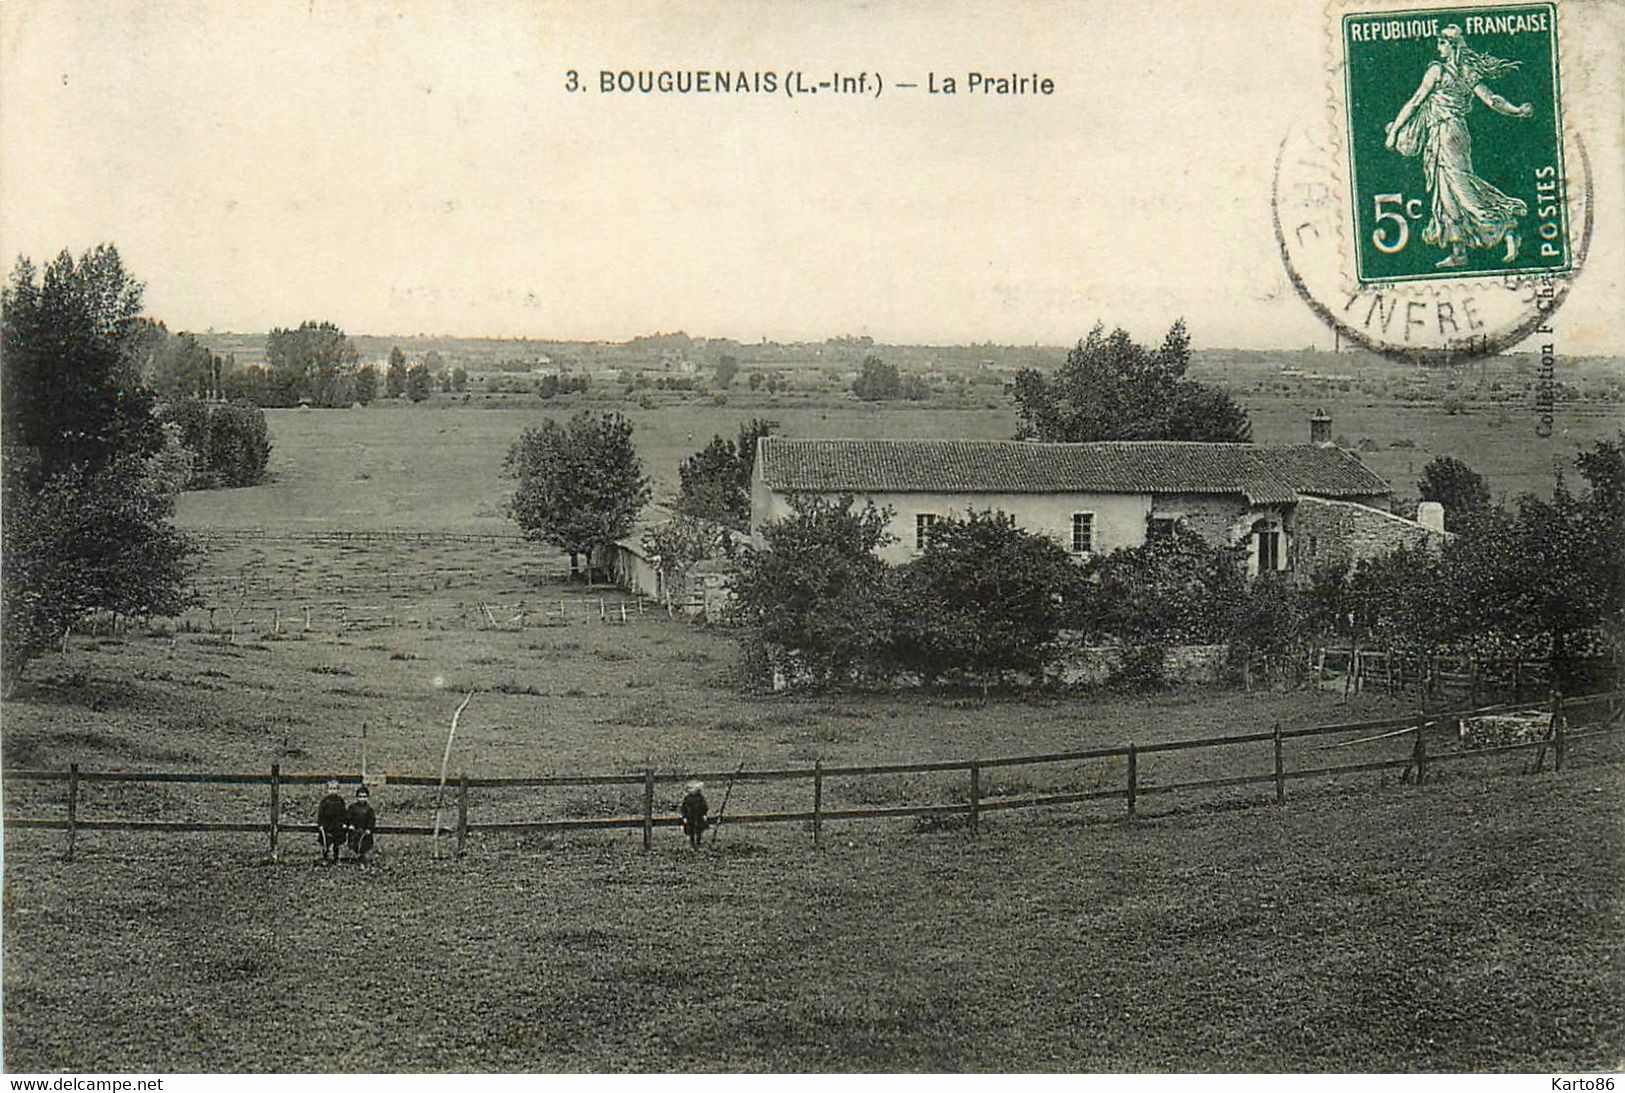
674,418,776,531
406,363,433,402
1,246,194,683
1417,455,1491,530
1,247,160,482
386,346,408,399
353,364,378,405
137,325,216,400
852,355,902,401
730,494,893,686
451,366,469,392
504,411,651,582
888,510,1080,688
747,371,763,391
643,512,735,608
1081,522,1248,643
204,401,272,487
265,321,360,407
676,435,739,524
715,354,739,390
1011,320,1252,443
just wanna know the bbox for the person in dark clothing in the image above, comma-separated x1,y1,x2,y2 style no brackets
346,785,377,863
679,780,709,850
316,780,349,864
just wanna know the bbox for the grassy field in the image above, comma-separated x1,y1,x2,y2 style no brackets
8,374,1622,1072
171,384,1620,533
5,542,1622,1071
4,755,1621,1072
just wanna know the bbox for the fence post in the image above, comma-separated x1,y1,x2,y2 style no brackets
1553,693,1566,772
642,769,654,852
813,759,823,849
969,761,981,836
1273,722,1285,805
66,763,79,861
457,774,469,857
1412,716,1428,785
269,762,281,860
1126,744,1138,820
1513,655,1523,701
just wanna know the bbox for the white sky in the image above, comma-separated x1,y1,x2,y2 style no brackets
2,0,1621,350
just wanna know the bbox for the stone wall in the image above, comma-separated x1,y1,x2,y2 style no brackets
1291,494,1448,573
1054,639,1231,687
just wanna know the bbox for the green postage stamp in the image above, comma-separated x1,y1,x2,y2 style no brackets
1342,3,1569,283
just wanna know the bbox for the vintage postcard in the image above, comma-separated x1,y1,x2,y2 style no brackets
1,0,1621,1082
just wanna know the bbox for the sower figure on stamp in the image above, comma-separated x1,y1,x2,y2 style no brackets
316,780,349,864
1384,24,1533,269
679,780,709,850
347,785,377,864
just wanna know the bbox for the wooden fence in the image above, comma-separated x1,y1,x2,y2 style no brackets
5,691,1620,860
1296,647,1620,703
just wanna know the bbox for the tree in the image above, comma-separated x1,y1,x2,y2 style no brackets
730,494,893,686
1081,522,1248,644
1,245,194,682
353,364,378,405
889,510,1081,688
747,371,763,392
2,246,160,482
715,354,739,390
386,346,408,399
1417,455,1491,530
674,418,776,531
504,411,651,581
852,355,902,400
204,401,272,487
136,324,216,400
406,363,433,402
1012,320,1252,443
451,366,469,392
643,512,734,609
265,321,360,407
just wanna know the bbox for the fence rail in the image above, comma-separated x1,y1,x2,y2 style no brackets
5,691,1620,859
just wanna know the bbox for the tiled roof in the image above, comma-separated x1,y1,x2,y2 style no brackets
756,438,1391,502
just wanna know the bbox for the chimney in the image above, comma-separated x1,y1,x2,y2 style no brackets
1309,408,1333,446
1417,501,1445,534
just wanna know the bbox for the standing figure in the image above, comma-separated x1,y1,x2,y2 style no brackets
1384,24,1534,269
679,780,709,850
316,780,349,864
347,785,377,864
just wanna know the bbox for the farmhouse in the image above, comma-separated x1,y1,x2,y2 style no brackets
750,418,1446,576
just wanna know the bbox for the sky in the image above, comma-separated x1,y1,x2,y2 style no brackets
1,0,1621,350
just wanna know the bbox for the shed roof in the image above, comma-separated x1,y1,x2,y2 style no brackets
756,438,1390,504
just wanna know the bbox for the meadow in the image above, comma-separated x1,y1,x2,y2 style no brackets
5,374,1622,1072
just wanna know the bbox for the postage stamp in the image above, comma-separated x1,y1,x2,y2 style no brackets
1272,0,1590,364
1342,3,1569,284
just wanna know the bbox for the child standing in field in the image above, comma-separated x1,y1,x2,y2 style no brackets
679,780,709,850
346,785,377,864
316,780,349,864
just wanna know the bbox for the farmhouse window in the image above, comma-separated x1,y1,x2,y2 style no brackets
1148,517,1177,541
1070,513,1094,554
915,513,939,550
1256,527,1281,572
